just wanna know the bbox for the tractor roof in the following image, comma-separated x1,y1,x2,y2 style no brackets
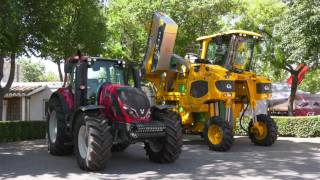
67,55,120,63
196,30,262,41
67,55,90,62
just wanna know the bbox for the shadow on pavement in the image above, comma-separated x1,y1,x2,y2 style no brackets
0,136,319,180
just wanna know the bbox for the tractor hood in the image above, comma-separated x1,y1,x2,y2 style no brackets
118,87,151,117
99,84,151,123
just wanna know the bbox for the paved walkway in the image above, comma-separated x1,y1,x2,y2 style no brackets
0,137,319,180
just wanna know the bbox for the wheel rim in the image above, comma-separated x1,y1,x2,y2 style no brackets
252,122,268,140
208,124,223,145
49,111,58,143
78,125,88,159
148,139,163,152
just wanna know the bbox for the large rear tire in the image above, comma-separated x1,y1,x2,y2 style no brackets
145,109,183,163
47,97,73,155
74,113,113,171
204,116,234,151
248,114,277,146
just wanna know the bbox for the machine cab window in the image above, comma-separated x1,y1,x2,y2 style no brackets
206,37,229,66
233,37,255,71
87,60,125,104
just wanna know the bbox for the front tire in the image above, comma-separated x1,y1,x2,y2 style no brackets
74,113,113,171
248,114,277,146
47,97,73,155
145,109,183,163
204,116,234,151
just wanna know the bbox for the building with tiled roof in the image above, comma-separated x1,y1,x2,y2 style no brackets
2,82,63,121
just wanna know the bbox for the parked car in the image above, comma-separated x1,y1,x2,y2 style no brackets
294,94,320,116
268,83,311,116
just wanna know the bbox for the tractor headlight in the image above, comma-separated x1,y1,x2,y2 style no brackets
123,106,138,117
256,83,272,94
215,81,235,92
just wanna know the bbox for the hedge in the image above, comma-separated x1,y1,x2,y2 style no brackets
0,121,46,142
235,116,320,138
0,116,319,142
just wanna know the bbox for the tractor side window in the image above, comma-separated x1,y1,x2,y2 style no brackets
109,66,125,85
206,39,228,66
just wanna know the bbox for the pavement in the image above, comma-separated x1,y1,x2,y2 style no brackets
0,136,319,180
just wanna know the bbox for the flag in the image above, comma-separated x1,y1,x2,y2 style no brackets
287,64,309,85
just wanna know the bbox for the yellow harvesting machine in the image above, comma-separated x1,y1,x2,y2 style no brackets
142,12,277,151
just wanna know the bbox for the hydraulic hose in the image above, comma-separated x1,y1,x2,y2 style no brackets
239,104,249,133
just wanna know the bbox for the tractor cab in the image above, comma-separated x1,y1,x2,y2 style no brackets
64,55,128,107
197,30,262,72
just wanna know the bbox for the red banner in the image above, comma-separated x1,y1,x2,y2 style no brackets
287,64,309,85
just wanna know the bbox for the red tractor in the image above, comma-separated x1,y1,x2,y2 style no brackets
47,54,182,171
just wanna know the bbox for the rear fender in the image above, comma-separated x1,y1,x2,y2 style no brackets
49,89,74,136
49,90,73,115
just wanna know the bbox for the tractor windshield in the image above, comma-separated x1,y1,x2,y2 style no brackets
232,37,255,71
87,60,125,103
206,35,257,72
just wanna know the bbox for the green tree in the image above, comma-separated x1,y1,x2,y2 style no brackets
105,0,236,61
299,69,320,94
233,0,287,80
19,60,45,82
40,0,108,81
19,59,59,82
44,72,59,82
0,0,65,118
276,0,320,115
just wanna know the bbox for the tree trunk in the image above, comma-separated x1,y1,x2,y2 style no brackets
56,61,63,81
286,64,305,116
0,55,4,84
0,57,4,120
288,72,298,116
0,95,3,120
0,53,16,120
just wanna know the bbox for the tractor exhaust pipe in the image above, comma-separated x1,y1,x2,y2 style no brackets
133,68,141,89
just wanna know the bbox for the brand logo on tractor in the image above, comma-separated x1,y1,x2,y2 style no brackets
226,83,232,89
140,109,145,114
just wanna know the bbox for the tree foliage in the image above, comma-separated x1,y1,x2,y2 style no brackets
18,59,59,82
0,0,65,118
105,0,236,61
19,60,45,82
233,0,287,80
277,0,320,67
299,69,320,94
274,0,320,115
39,0,107,81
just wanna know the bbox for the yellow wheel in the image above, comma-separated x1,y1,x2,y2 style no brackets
248,114,277,146
204,116,233,151
208,124,223,145
250,121,268,140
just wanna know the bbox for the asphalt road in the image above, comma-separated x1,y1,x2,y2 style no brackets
0,136,319,180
